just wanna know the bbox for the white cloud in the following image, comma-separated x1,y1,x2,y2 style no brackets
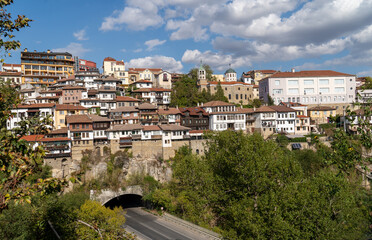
73,29,88,41
52,43,91,57
145,39,166,51
127,55,183,72
182,49,250,71
133,48,143,53
100,0,164,31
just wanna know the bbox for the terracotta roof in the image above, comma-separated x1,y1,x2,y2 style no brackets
132,88,171,92
202,101,234,107
209,81,253,86
56,104,87,110
239,108,255,113
138,103,158,110
2,63,21,67
279,102,307,107
20,88,36,93
107,124,143,131
256,70,277,74
104,57,116,62
41,137,71,142
143,125,161,131
16,103,55,109
133,80,152,84
20,135,45,142
62,85,86,90
40,90,62,94
269,70,354,78
269,105,296,112
209,109,248,115
36,96,60,100
254,106,276,113
65,115,93,124
158,108,181,115
179,107,209,116
88,114,112,122
308,106,336,111
88,89,98,95
129,67,162,72
49,127,68,134
0,71,21,76
110,106,139,113
116,96,140,102
159,124,191,131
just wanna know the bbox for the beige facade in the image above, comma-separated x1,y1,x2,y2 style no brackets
208,81,258,105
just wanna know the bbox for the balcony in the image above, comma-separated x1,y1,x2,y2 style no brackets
44,152,71,158
45,145,69,151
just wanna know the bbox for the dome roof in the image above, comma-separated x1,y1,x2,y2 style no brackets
225,68,236,74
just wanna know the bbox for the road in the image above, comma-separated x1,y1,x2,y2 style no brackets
123,207,207,240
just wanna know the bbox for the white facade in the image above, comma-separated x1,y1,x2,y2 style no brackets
275,111,296,134
209,113,246,131
260,71,356,105
8,104,55,130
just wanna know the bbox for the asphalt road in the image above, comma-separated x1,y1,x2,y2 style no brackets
123,208,200,240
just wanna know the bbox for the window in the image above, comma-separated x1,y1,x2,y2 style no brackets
319,87,329,93
288,88,299,94
319,79,329,85
273,89,283,94
334,79,344,84
304,79,314,85
275,80,280,86
335,87,345,93
304,88,314,94
288,80,298,86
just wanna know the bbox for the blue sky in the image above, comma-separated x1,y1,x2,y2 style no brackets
4,0,372,76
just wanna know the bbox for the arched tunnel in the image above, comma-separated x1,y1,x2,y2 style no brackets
104,194,144,209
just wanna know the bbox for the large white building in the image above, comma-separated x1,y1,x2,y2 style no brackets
259,70,356,110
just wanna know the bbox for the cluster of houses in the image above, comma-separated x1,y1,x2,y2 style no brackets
1,50,371,163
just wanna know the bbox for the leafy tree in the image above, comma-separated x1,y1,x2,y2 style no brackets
213,82,228,102
0,0,32,60
76,200,134,239
267,94,274,105
188,64,214,81
362,76,372,89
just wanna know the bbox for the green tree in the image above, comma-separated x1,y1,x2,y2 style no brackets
213,82,228,102
362,76,372,89
0,0,32,60
76,200,134,239
188,64,214,81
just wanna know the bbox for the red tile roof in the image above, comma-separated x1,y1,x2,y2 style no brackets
62,85,86,90
20,135,45,142
104,57,116,61
158,108,181,115
179,107,209,116
16,103,55,109
65,115,93,124
56,104,87,110
143,125,161,131
254,106,276,113
202,101,234,107
129,67,162,72
0,71,21,76
116,96,140,102
49,127,68,134
269,70,354,78
269,105,296,112
2,63,21,67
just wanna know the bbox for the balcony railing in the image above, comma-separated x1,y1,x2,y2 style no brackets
44,152,71,158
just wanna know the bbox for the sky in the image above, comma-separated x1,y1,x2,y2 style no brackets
4,0,372,76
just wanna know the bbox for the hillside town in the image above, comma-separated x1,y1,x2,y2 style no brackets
2,49,371,172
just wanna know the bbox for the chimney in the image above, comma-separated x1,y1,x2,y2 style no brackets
291,68,295,73
24,48,28,52
47,49,50,54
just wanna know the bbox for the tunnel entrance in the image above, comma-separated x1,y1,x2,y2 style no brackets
104,194,143,209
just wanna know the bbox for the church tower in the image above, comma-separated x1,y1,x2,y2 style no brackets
197,61,208,91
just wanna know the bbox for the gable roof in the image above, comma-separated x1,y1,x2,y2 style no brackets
132,88,171,93
20,135,45,142
202,101,234,107
269,105,296,112
159,124,191,131
116,96,140,102
65,115,93,124
254,106,276,113
158,108,181,115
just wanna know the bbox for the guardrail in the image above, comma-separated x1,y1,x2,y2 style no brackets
162,212,221,240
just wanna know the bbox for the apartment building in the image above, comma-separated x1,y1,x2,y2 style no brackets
21,49,74,87
259,70,356,114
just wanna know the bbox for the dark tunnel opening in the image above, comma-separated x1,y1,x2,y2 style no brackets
104,194,144,209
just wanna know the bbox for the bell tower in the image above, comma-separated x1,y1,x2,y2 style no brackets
197,60,207,91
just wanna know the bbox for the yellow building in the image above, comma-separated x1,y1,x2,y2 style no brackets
208,81,259,105
55,104,88,129
307,106,336,124
21,49,74,87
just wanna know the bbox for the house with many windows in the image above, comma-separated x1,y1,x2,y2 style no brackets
259,70,356,114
